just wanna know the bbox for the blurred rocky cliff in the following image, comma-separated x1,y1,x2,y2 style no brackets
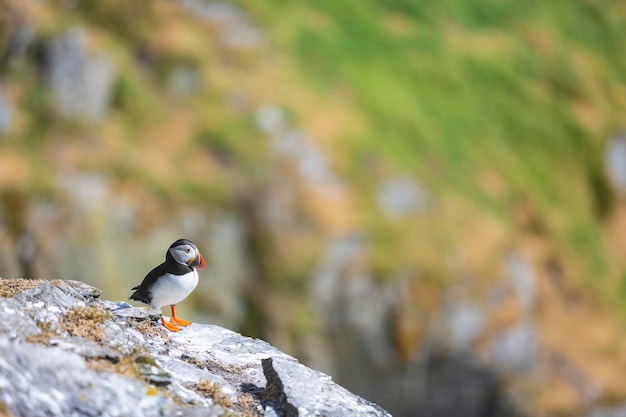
2,1,626,416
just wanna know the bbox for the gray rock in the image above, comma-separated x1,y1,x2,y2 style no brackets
444,302,486,352
200,214,252,328
179,0,262,49
46,28,116,122
0,89,14,137
256,105,286,135
492,319,537,372
0,339,185,417
503,251,535,311
168,67,200,96
48,336,121,361
263,357,391,417
310,235,367,311
107,302,160,319
343,273,397,366
56,170,110,210
2,22,35,64
268,129,342,189
102,300,133,311
377,177,429,218
221,23,263,50
180,0,245,25
586,404,626,417
258,119,351,238
258,170,297,232
0,279,390,417
605,132,626,193
307,235,402,392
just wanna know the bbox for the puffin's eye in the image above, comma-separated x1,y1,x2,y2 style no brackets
185,247,191,253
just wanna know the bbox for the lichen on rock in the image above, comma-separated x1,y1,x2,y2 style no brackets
0,278,45,298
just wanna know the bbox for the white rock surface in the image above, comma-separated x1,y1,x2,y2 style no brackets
0,279,390,417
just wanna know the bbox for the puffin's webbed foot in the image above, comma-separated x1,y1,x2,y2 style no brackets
170,305,191,327
161,316,181,332
170,316,191,327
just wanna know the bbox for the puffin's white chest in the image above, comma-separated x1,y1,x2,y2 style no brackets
149,269,198,310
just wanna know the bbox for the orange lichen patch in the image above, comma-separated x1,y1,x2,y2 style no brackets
4,0,55,29
273,232,319,268
531,371,585,416
442,206,511,297
146,6,209,60
0,278,45,298
395,306,425,364
411,277,445,316
398,217,450,266
395,277,443,362
301,89,364,150
0,153,31,190
184,151,222,183
140,110,196,180
459,219,507,279
300,184,357,235
46,134,122,173
540,308,626,401
488,299,524,333
510,220,626,410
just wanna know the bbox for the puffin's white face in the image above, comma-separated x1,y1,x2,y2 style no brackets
169,244,199,266
168,239,206,269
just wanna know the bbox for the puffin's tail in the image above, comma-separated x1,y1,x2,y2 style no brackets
129,286,150,304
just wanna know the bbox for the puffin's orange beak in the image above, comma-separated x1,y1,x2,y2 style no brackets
190,252,206,270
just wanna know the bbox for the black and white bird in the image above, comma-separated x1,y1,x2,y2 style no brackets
129,239,206,332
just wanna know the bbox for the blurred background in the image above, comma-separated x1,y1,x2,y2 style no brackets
2,0,626,415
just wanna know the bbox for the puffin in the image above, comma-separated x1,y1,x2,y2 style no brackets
129,239,206,332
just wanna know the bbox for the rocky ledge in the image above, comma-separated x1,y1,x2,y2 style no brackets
0,279,390,417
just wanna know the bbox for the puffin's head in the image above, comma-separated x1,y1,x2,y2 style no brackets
168,239,206,270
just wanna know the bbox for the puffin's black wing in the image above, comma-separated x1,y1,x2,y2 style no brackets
129,261,194,305
129,262,169,305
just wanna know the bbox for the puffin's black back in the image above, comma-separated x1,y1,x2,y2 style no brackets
129,239,196,305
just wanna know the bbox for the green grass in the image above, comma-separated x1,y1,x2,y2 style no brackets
242,0,626,299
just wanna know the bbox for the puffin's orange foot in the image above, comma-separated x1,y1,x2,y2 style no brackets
161,317,181,332
171,316,191,327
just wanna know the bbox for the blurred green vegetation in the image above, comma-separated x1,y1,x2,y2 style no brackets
3,0,626,311
239,0,626,302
